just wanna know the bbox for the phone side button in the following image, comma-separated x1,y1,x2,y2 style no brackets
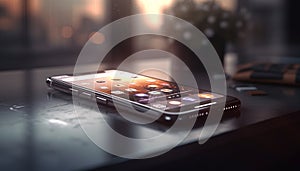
194,102,217,109
69,88,79,93
81,92,92,98
96,96,107,105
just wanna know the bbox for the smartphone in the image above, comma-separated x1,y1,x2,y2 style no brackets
46,70,240,123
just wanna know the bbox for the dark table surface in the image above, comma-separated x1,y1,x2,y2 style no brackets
1,65,300,171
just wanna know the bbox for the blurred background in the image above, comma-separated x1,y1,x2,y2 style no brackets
1,0,300,71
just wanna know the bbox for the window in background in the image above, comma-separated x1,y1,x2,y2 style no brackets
30,0,108,48
0,0,111,70
0,0,109,50
0,0,22,47
0,0,240,70
132,0,237,53
136,0,173,29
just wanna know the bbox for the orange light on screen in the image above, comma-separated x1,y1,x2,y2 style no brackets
198,93,214,99
136,0,174,28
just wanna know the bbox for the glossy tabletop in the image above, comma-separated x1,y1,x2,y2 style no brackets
1,66,300,171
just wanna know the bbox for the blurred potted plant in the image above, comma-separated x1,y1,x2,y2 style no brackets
168,0,250,64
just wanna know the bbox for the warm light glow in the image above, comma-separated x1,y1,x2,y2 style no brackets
215,0,237,10
61,26,73,39
31,0,40,16
195,0,237,10
137,0,173,14
89,32,105,44
73,0,105,26
0,0,20,17
198,93,214,99
169,101,182,105
0,0,20,30
86,0,105,20
136,0,174,28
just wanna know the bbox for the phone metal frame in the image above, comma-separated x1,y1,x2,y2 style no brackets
46,71,241,122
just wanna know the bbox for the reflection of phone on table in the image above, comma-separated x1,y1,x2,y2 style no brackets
46,70,240,123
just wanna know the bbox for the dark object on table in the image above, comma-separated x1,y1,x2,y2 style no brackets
245,90,268,96
233,63,300,86
230,83,268,96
